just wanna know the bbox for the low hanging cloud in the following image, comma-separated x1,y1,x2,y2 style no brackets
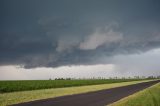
79,28,123,50
56,25,123,52
0,0,160,68
56,39,76,52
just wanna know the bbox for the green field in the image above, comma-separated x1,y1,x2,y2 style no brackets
0,80,154,106
0,79,145,93
109,82,160,106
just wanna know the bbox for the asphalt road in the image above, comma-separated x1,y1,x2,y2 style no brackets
12,80,160,106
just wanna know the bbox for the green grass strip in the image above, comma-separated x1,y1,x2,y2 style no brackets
109,82,160,106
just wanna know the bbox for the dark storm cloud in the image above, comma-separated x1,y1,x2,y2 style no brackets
0,0,160,68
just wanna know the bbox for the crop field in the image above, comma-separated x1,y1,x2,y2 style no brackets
109,82,160,106
0,79,144,93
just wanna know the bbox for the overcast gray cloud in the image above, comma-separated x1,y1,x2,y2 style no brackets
0,0,160,69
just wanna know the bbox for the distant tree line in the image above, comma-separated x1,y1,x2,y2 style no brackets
50,75,160,80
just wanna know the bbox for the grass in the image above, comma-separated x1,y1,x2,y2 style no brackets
0,80,154,106
109,82,160,106
0,79,145,93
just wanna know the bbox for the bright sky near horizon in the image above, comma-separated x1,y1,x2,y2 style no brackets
0,48,160,80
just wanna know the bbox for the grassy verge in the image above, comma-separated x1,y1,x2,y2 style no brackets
109,82,160,106
0,80,154,106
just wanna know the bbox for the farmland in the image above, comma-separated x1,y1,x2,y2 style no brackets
0,79,155,106
0,79,145,93
109,82,160,106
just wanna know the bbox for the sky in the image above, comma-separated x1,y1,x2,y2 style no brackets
0,0,160,80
